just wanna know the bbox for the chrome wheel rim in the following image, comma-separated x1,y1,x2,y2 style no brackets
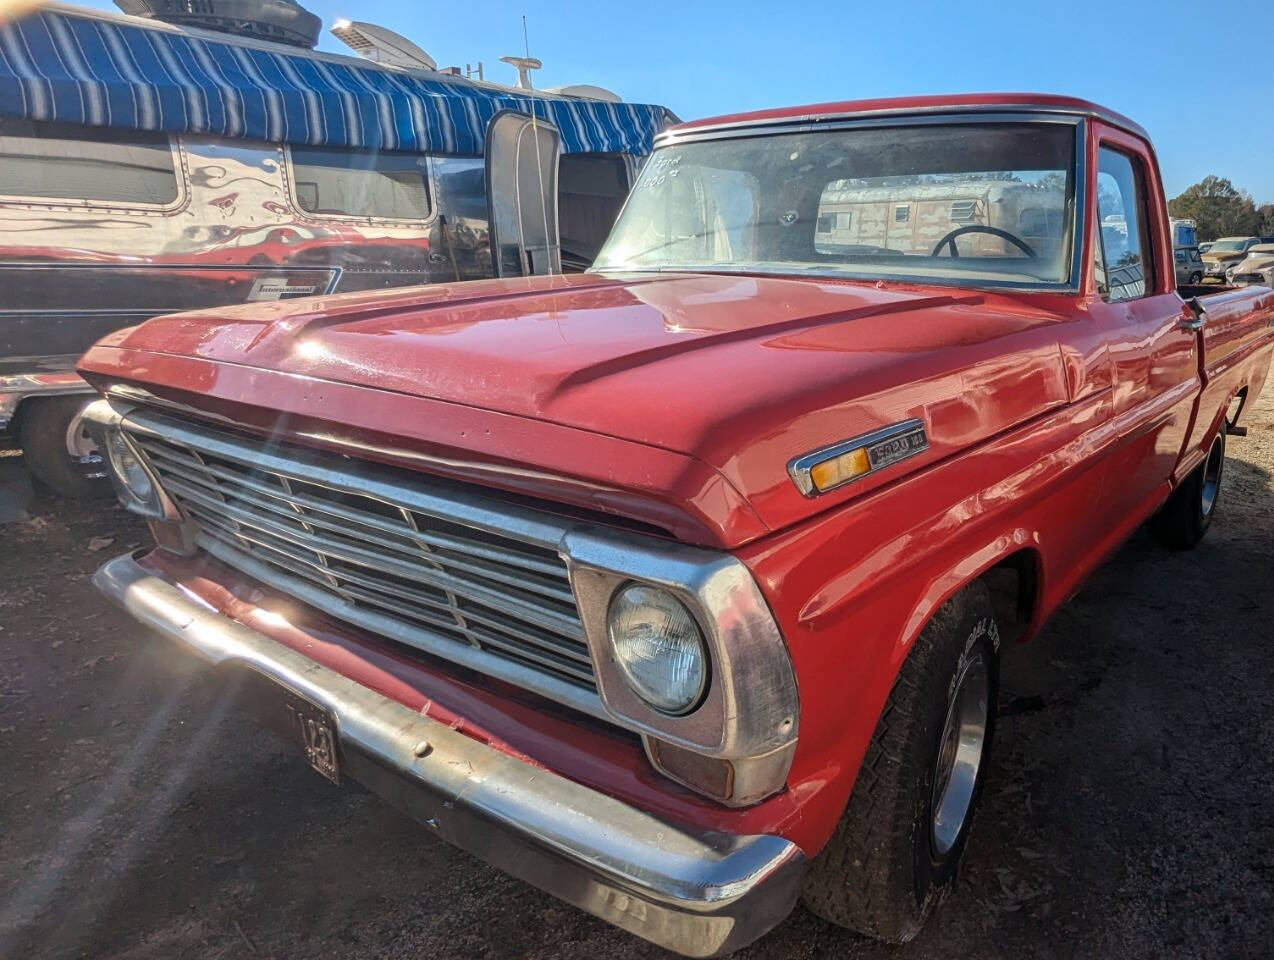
930,649,989,857
1200,433,1224,517
64,404,97,460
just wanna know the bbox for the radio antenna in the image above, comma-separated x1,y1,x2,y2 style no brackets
519,13,554,275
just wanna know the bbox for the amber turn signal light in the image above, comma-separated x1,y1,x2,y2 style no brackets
645,737,735,802
808,446,871,492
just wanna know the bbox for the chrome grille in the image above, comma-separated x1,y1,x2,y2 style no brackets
122,409,604,717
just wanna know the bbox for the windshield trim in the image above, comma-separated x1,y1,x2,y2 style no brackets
657,103,1140,147
589,263,1083,296
599,113,1087,293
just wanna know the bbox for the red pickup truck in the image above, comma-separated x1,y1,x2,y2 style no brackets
82,94,1274,955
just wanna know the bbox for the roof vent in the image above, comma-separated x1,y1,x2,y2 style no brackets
330,19,437,70
116,0,322,48
543,84,622,103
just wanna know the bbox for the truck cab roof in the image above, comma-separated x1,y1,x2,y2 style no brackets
667,93,1149,143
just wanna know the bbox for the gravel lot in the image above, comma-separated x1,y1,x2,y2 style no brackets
1,384,1272,960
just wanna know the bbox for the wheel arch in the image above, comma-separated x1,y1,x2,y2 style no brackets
892,535,1044,670
8,391,46,444
1227,385,1248,429
787,532,1038,859
768,526,1048,855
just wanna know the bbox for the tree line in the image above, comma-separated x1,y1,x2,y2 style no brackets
1168,176,1274,241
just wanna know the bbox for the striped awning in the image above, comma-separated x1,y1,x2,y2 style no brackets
0,7,672,156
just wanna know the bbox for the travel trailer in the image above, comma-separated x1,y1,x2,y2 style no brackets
0,1,674,496
814,177,1069,266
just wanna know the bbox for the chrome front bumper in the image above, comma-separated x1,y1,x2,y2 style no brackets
94,553,807,957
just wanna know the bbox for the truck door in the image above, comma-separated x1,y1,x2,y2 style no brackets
1087,133,1200,517
485,111,562,277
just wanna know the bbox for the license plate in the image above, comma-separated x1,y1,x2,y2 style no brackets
282,689,340,785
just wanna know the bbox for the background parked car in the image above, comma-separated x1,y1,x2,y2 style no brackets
1228,243,1274,287
1175,245,1206,285
1202,236,1274,280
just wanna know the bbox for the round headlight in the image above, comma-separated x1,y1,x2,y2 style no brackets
105,430,154,502
607,583,708,715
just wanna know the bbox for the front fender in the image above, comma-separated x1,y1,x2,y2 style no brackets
736,398,1113,855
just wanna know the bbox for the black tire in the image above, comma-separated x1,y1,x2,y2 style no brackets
18,396,111,499
1189,272,1202,284
801,581,1000,942
1150,424,1225,550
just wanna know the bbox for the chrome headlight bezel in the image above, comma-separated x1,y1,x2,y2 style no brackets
104,429,154,502
565,528,799,804
79,399,175,520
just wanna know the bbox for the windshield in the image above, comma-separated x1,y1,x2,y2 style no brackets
594,122,1077,287
1209,239,1249,253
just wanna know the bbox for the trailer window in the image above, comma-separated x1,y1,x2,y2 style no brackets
1094,147,1152,301
289,146,431,220
0,118,178,206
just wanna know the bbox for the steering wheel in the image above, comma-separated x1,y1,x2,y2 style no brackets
932,225,1037,259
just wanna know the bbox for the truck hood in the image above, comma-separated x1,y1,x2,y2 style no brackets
92,271,1072,539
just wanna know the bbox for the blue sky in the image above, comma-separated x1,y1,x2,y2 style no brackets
80,0,1274,202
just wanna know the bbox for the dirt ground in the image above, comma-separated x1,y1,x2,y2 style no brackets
1,386,1272,960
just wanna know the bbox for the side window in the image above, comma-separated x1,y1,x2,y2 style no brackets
0,118,178,206
1094,147,1152,301
289,146,431,220
1174,249,1187,263
815,185,859,252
